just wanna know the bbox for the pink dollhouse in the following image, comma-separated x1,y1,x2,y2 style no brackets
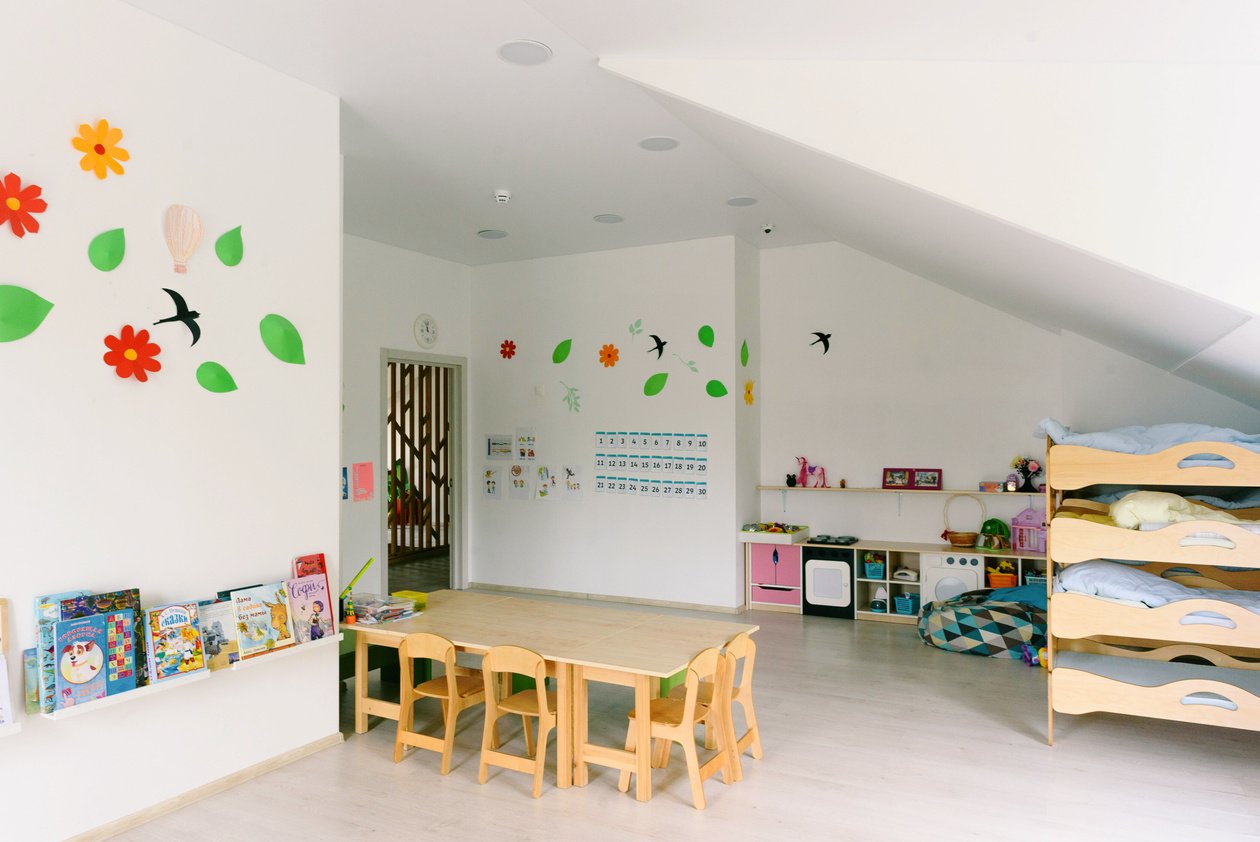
1012,505,1047,554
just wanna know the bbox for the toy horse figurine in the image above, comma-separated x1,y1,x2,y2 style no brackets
796,457,828,489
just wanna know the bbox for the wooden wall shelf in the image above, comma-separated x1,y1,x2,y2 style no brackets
758,485,1041,497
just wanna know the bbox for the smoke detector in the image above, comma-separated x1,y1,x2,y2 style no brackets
494,189,512,205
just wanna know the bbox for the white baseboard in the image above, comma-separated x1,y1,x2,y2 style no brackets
468,581,742,614
68,732,344,841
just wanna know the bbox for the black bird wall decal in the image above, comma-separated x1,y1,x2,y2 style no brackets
647,334,668,359
810,331,831,354
154,287,201,345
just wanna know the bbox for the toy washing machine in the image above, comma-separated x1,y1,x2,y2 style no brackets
921,553,985,604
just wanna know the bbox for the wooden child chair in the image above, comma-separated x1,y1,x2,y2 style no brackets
619,647,736,810
393,632,486,775
663,631,762,780
478,645,557,798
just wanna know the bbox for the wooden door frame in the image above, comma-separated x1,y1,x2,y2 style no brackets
379,349,467,590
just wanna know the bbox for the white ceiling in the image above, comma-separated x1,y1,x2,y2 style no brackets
123,0,1260,407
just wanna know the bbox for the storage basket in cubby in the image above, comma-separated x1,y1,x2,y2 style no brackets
864,562,886,579
987,572,1018,589
1024,573,1047,587
894,593,921,615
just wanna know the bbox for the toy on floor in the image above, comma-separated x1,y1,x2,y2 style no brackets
1020,644,1040,667
796,457,828,488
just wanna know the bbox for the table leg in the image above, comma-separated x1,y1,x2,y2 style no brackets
634,675,652,802
556,663,572,789
354,630,368,734
573,666,589,787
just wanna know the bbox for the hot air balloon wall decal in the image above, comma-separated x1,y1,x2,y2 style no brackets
164,204,203,274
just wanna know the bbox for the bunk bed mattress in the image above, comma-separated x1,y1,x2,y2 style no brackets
1053,652,1260,730
1039,418,1260,457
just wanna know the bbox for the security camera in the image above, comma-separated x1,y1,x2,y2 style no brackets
762,223,775,234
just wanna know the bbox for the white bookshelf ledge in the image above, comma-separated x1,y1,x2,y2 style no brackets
230,632,343,670
42,670,212,720
0,721,23,738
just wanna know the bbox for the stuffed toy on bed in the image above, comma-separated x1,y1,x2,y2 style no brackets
1109,491,1255,529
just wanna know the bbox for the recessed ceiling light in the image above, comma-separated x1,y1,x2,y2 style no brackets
497,40,552,66
726,196,758,207
477,229,508,239
593,214,624,224
639,136,679,152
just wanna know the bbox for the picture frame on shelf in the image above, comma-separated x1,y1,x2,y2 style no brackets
911,469,942,490
882,468,911,489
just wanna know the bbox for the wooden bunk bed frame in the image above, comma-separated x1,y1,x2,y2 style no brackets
1046,440,1260,744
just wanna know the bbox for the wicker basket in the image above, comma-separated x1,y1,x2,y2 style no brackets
943,494,986,549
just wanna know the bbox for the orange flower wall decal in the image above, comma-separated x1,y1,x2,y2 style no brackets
599,343,619,368
0,173,47,238
73,119,130,179
103,325,161,382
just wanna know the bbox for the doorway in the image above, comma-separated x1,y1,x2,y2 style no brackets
382,353,463,594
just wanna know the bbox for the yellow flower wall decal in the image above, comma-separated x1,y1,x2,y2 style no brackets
744,380,755,405
72,119,130,179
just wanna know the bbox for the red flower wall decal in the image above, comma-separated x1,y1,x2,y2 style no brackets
500,340,516,359
0,173,48,238
103,325,162,382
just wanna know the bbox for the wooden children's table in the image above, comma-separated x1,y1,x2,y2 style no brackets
348,590,758,801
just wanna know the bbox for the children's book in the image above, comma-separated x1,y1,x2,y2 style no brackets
231,583,295,659
284,574,335,644
292,553,327,579
23,648,39,714
34,590,88,713
52,615,109,709
59,589,147,688
101,609,138,696
143,603,207,682
199,600,240,670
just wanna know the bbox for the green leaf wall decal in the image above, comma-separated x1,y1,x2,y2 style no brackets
215,226,244,267
552,339,572,364
705,379,728,398
740,340,749,367
0,285,54,342
88,228,125,272
259,314,305,364
643,372,668,396
196,361,238,393
698,325,714,347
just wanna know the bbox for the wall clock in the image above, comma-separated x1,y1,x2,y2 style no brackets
414,313,438,349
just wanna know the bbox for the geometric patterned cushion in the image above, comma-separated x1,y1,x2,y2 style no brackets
917,598,1047,659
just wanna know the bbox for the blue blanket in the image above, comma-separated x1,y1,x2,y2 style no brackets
1038,418,1260,460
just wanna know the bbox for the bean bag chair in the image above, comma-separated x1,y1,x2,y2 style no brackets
917,591,1046,658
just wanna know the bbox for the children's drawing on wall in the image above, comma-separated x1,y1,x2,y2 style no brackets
560,381,580,413
534,465,558,500
154,288,201,345
647,333,667,359
486,433,512,460
0,285,54,342
163,204,203,273
562,465,583,500
515,428,537,461
482,466,501,500
509,464,529,500
72,119,129,179
352,461,375,502
810,331,831,354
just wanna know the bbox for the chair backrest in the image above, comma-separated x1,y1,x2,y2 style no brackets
482,644,550,716
723,632,756,691
400,632,458,698
680,647,734,723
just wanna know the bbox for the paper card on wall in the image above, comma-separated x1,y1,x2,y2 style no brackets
352,462,374,502
594,475,607,493
487,434,512,460
516,428,537,462
561,465,583,499
638,479,652,497
341,467,348,500
483,466,502,500
509,464,530,500
534,465,557,500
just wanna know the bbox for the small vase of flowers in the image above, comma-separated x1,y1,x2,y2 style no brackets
1010,455,1043,493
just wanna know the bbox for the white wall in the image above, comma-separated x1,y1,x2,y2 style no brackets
1061,332,1260,433
468,238,743,608
758,242,1059,539
732,238,762,602
340,235,471,595
0,3,341,838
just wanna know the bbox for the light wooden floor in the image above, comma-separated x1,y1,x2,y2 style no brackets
117,597,1260,842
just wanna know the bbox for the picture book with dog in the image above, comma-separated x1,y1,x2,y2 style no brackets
284,574,335,644
52,615,108,709
231,583,295,659
34,590,88,713
59,588,148,688
199,600,240,670
143,602,207,682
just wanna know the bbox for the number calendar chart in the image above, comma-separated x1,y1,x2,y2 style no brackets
592,430,708,501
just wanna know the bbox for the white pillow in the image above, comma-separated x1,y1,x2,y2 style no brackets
1058,560,1197,607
